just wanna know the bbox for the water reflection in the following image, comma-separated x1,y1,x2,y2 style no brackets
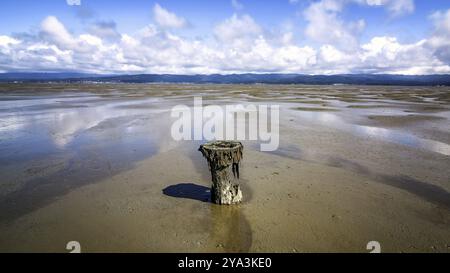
289,110,450,156
163,182,253,252
207,205,252,252
0,92,176,221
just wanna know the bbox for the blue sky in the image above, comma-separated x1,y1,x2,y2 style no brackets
0,0,449,74
1,0,447,40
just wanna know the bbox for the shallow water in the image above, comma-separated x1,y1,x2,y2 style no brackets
0,83,449,252
0,91,178,220
287,109,450,156
1,84,449,210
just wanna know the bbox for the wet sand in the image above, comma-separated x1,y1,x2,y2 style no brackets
363,115,446,127
0,84,449,252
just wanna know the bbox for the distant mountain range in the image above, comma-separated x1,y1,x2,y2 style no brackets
1,73,450,86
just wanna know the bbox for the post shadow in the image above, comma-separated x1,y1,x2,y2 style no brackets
162,183,211,203
162,182,253,252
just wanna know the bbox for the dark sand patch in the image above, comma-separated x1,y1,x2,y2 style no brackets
292,106,339,112
291,100,326,104
347,104,399,109
347,103,449,113
337,98,363,103
364,114,446,127
403,105,450,113
421,129,450,145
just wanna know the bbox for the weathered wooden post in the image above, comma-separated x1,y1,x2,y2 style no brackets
199,141,243,205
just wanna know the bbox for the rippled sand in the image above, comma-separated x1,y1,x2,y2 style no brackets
0,83,449,252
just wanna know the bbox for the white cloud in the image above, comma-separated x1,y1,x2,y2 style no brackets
153,3,187,29
357,36,446,74
88,21,121,41
214,14,262,49
427,10,450,64
363,0,414,17
40,16,76,47
231,0,244,10
320,45,349,63
303,0,364,50
0,36,21,47
1,7,450,75
79,34,103,46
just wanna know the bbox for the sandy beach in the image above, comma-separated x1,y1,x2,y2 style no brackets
0,83,449,252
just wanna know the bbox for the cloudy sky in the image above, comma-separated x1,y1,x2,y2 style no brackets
0,0,449,75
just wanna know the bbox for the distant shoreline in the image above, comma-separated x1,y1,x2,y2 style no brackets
2,82,450,87
1,73,450,86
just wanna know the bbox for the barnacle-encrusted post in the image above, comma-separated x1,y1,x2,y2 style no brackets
199,141,243,205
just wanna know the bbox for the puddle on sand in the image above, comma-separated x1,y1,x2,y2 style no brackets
162,186,253,252
287,109,450,156
206,204,253,252
0,92,175,221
